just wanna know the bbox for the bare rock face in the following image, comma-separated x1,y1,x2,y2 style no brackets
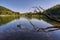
0,29,52,40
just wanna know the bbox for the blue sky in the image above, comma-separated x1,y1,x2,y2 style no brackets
0,0,60,13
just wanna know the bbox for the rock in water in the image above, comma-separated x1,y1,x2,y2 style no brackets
0,29,52,40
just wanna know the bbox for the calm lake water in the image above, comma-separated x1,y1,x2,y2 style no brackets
0,16,60,40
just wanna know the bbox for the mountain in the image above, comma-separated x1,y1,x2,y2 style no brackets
44,4,60,19
44,4,60,15
0,6,20,15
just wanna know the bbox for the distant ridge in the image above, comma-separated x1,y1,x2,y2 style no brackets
0,6,20,15
43,4,60,23
44,4,60,15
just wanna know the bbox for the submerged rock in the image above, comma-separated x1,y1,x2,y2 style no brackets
0,29,52,40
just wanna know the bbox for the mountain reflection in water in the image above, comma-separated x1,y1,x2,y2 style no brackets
0,17,60,40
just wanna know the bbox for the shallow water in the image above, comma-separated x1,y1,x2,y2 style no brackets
0,17,60,40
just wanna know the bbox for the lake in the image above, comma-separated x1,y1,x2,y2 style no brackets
0,16,60,40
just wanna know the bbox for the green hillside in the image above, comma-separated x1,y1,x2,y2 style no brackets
44,4,60,19
0,6,20,15
43,4,60,25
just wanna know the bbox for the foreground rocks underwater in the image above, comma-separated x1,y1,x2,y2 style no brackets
0,28,52,40
0,17,59,40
